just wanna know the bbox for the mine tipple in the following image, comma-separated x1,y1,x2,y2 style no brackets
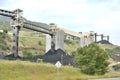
0,9,65,57
95,33,109,42
0,9,110,58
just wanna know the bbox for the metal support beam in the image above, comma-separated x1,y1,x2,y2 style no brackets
23,24,53,35
0,9,15,18
95,33,97,42
24,21,50,31
94,33,104,42
12,26,20,57
101,34,103,41
107,35,109,41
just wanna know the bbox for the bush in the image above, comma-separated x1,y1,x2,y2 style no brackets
37,58,43,63
3,29,8,33
75,43,109,75
22,50,34,58
0,32,10,51
38,41,42,45
22,50,44,59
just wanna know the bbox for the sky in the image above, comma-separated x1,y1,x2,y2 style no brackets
0,0,120,45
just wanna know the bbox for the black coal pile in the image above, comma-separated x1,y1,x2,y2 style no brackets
0,49,75,66
0,53,6,59
3,54,21,60
96,40,112,45
42,49,75,66
2,54,38,62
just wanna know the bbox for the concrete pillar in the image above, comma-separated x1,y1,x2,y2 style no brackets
87,37,91,45
79,37,84,47
46,34,52,52
51,35,55,51
46,30,64,52
46,34,55,52
90,35,94,43
55,30,64,50
12,26,20,57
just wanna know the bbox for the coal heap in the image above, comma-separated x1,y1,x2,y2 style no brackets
0,53,6,59
42,49,75,66
0,49,75,66
96,40,112,45
3,54,21,60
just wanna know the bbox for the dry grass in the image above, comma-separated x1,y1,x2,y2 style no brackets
0,60,120,80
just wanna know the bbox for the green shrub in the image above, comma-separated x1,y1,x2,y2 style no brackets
38,41,42,45
22,50,34,58
37,58,43,63
75,43,109,75
22,50,45,58
0,32,10,51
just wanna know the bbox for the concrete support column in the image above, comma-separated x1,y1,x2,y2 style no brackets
55,30,64,50
90,35,94,43
51,35,55,51
84,37,87,46
87,37,91,45
46,34,52,52
79,37,84,47
46,34,55,52
46,30,64,52
12,26,20,57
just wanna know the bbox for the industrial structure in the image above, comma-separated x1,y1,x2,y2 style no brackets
0,9,110,57
95,33,109,42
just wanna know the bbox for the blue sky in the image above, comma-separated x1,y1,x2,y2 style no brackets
0,0,120,45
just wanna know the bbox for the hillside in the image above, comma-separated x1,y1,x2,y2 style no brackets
0,16,10,22
96,40,120,61
0,16,120,62
19,31,80,55
0,16,49,31
0,16,11,30
0,30,80,59
0,27,120,61
0,60,120,80
106,47,120,62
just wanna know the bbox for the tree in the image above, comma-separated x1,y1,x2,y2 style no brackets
0,32,10,51
75,43,109,75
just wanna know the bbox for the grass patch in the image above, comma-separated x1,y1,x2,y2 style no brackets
0,60,120,80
